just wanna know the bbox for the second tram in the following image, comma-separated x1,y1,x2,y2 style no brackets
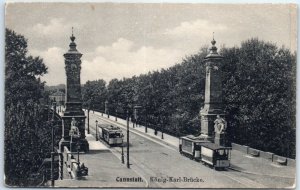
98,124,124,146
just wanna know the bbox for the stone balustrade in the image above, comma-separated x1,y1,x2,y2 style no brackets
231,143,295,167
63,146,85,179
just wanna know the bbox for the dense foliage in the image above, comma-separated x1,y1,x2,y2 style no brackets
82,39,296,158
221,39,296,158
4,28,59,186
82,79,107,110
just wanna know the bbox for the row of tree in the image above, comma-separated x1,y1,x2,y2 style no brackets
82,39,296,158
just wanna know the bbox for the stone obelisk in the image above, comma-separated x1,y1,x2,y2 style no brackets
199,37,226,143
59,30,89,152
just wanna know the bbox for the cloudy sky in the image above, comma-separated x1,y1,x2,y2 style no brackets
5,3,297,85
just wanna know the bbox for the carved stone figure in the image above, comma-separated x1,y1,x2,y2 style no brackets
214,115,227,134
69,117,81,138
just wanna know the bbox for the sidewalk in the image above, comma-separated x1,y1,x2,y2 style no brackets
88,110,180,148
55,129,146,188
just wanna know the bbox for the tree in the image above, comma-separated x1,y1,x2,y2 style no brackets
222,38,296,158
5,28,49,186
82,79,107,111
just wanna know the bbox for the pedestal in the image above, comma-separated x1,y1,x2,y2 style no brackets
59,138,89,152
62,115,86,140
199,110,226,140
214,132,226,146
61,115,89,152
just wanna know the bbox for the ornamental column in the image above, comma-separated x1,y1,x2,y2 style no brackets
59,30,89,152
199,37,226,142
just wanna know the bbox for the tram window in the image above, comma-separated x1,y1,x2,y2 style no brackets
183,140,192,147
109,133,121,138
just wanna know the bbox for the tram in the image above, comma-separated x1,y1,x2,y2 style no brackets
179,135,231,170
98,124,124,146
179,135,210,160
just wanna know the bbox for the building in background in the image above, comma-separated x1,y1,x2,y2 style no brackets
49,90,65,106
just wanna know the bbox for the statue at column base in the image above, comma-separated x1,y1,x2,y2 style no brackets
59,117,89,152
214,115,227,146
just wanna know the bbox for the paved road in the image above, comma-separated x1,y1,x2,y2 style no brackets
86,112,278,188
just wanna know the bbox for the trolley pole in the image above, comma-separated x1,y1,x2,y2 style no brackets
51,102,56,187
126,110,130,168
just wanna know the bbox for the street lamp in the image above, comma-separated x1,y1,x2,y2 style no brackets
154,116,158,136
105,100,108,114
145,115,148,133
51,101,56,187
161,117,164,140
133,105,142,128
77,142,80,167
95,120,98,141
121,137,124,164
87,100,91,134
115,108,118,121
126,110,130,169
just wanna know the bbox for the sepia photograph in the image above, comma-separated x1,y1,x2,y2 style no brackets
4,2,297,188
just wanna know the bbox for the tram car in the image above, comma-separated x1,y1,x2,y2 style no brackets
179,135,231,170
98,124,124,146
179,135,210,160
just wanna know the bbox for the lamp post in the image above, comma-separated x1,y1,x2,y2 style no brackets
133,105,142,128
87,100,91,134
105,100,108,115
126,110,130,169
154,116,158,136
95,120,98,141
121,139,124,164
145,115,148,133
161,117,164,140
51,101,56,187
115,108,118,121
77,142,80,166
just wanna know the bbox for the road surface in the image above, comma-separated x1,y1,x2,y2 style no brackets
85,111,295,188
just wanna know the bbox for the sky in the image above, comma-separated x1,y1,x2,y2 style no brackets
5,3,297,86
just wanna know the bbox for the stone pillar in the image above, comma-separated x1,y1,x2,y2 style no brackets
59,31,89,152
199,37,226,141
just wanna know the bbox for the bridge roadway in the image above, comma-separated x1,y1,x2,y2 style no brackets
84,111,295,188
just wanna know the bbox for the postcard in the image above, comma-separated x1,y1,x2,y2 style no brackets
4,3,296,188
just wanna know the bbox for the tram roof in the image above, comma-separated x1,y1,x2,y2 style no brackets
99,124,122,131
201,142,232,150
180,135,210,143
